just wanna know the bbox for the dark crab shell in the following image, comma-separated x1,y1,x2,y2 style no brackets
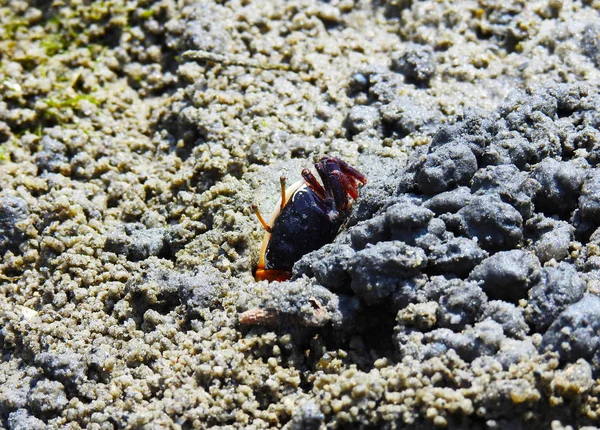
255,156,366,282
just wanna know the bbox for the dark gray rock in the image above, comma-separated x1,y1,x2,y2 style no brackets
126,266,223,319
549,81,593,118
462,320,506,359
419,275,457,302
526,214,573,263
418,276,488,328
264,83,600,381
346,155,407,225
436,280,487,330
429,111,493,159
7,409,46,430
349,214,388,250
541,295,600,363
386,202,434,243
532,159,585,218
420,84,600,170
416,143,478,194
0,195,29,254
457,195,523,252
425,218,447,237
390,275,428,310
420,319,504,361
345,105,380,136
423,186,472,215
501,87,558,123
498,89,565,162
35,351,87,391
578,170,600,223
526,263,586,332
173,268,224,316
496,339,537,368
363,66,405,105
582,24,600,68
469,250,540,302
104,223,187,261
421,235,487,276
470,164,540,219
26,379,68,416
292,243,355,293
390,44,435,86
347,241,427,304
481,134,536,169
349,195,426,249
482,301,529,339
35,136,67,173
0,369,33,415
289,400,324,430
380,97,438,137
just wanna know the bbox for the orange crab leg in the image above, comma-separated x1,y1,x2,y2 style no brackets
251,204,272,232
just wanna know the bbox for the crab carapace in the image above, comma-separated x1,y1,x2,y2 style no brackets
252,156,367,282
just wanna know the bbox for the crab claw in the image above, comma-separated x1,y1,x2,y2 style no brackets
315,156,367,213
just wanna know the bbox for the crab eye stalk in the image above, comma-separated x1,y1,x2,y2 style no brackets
278,176,287,211
301,169,327,200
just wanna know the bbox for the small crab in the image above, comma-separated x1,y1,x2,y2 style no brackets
252,156,367,282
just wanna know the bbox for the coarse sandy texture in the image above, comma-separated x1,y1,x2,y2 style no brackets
2,0,600,428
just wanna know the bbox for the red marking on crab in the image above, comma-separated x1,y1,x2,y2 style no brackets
252,156,367,281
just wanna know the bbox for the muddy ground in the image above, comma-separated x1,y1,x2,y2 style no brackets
2,0,600,428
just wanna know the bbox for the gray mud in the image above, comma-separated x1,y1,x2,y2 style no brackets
2,0,600,428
